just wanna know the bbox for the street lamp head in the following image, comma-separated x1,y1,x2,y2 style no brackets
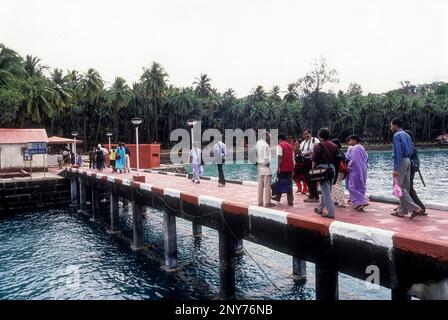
72,131,78,138
187,119,200,127
131,117,143,126
106,132,113,137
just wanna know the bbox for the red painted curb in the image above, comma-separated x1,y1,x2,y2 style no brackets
222,201,249,216
131,181,141,188
152,186,165,196
181,193,199,206
286,214,332,236
393,233,448,262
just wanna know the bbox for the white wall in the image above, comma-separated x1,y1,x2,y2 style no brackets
0,144,50,170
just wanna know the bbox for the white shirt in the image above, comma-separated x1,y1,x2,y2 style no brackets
300,137,320,158
255,139,272,176
213,141,227,164
189,147,202,165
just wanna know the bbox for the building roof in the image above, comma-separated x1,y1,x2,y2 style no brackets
48,136,83,144
0,128,48,144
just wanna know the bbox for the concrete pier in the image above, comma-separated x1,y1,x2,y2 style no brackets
65,167,448,301
109,193,120,233
292,257,307,284
131,201,145,250
163,212,178,269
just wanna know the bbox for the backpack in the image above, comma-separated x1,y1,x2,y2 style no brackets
410,148,420,171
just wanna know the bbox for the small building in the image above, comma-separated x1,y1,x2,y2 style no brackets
0,128,48,171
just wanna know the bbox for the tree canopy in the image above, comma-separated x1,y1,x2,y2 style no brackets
1,43,447,150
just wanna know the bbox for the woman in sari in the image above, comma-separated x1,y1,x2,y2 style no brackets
346,135,369,211
115,143,126,174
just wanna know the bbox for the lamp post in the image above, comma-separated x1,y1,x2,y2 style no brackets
131,118,144,182
71,131,78,166
186,119,200,150
106,132,113,151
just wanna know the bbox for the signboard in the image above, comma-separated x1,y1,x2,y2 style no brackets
23,153,33,161
27,142,47,155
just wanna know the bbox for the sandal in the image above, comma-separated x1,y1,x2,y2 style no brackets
390,211,405,218
321,214,334,219
314,208,323,215
410,209,424,219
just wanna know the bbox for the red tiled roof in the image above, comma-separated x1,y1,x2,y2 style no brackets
0,128,48,144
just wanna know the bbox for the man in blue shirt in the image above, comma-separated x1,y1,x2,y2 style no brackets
390,118,423,218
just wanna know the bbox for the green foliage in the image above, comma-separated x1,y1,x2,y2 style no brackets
1,43,448,148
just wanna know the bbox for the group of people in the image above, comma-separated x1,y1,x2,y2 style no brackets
254,118,427,220
189,136,227,185
88,143,131,173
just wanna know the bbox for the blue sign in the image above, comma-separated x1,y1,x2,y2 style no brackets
27,142,48,155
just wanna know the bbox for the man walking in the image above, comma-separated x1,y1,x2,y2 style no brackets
190,143,202,184
213,135,227,187
390,118,424,219
272,134,294,206
312,128,339,219
301,129,320,203
255,130,275,208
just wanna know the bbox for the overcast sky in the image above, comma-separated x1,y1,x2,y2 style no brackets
1,0,447,96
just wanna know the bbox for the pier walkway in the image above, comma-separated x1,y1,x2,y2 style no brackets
64,166,448,300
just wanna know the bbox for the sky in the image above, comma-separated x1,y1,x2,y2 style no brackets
1,0,447,96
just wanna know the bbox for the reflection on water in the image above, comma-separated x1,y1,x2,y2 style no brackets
0,209,389,300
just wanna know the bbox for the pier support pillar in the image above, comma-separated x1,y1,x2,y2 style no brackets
219,224,236,300
122,198,129,207
70,178,78,207
292,257,307,284
109,193,120,233
192,221,202,237
391,284,411,300
91,188,101,221
131,201,145,250
163,212,178,269
315,260,338,300
78,181,87,211
234,239,244,255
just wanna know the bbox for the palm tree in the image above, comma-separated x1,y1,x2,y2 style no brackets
0,44,24,85
24,55,47,78
140,62,168,142
107,77,132,140
283,83,299,103
80,68,103,150
21,76,56,125
194,74,213,98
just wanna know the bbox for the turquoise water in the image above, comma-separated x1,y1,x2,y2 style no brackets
0,208,389,300
187,149,448,203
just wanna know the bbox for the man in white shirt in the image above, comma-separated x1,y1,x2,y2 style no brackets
300,129,321,203
190,143,202,183
255,130,275,207
213,135,227,187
